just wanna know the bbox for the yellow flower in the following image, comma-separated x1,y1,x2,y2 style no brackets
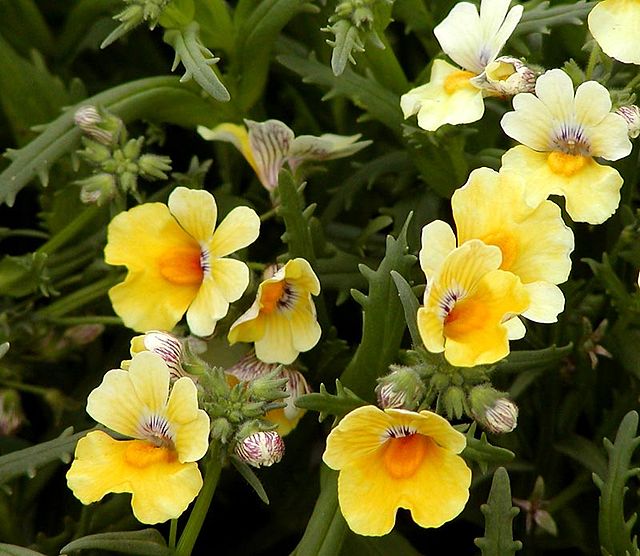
227,350,312,436
228,259,321,364
418,239,530,367
323,405,471,536
401,0,523,131
588,0,640,65
501,68,632,224
197,119,369,191
66,352,210,524
421,167,574,325
105,187,260,335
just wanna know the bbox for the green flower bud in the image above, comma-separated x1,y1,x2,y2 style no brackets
469,385,518,433
441,386,465,420
375,366,425,410
138,154,172,180
210,417,233,443
77,173,117,206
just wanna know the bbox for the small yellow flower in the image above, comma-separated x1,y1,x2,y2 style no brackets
66,352,210,524
401,0,523,131
323,405,471,536
418,239,530,367
105,187,260,335
588,0,640,65
228,259,321,364
197,119,369,191
501,68,632,224
421,167,574,325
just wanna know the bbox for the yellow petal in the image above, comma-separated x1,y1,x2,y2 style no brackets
504,316,526,340
588,0,640,65
166,377,210,462
289,301,322,353
501,91,554,151
417,307,446,354
419,220,457,283
66,431,203,524
254,312,297,364
209,206,260,258
284,258,321,295
186,274,233,336
197,123,259,176
227,300,263,344
522,281,565,323
167,187,217,243
210,257,251,302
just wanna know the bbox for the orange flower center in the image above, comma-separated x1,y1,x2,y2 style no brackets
124,440,177,468
382,433,430,479
158,245,203,285
481,231,518,270
260,280,287,314
546,152,588,177
444,297,489,341
444,70,477,95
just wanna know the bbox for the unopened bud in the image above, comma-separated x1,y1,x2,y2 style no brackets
77,173,117,206
235,430,285,467
615,105,640,139
0,389,25,436
128,331,187,380
471,56,538,97
138,154,172,180
375,365,424,410
74,105,123,145
469,385,518,433
442,385,465,420
211,417,233,443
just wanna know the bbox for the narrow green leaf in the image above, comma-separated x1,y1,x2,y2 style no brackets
390,270,421,348
462,424,515,475
328,20,363,76
584,255,633,310
0,0,54,56
495,344,573,374
231,456,270,504
0,544,47,556
296,380,367,423
515,1,596,36
0,427,88,484
474,467,522,556
594,410,640,556
555,435,608,479
61,529,174,556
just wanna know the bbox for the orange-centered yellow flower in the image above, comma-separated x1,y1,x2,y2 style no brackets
323,405,471,536
418,239,530,367
501,68,632,224
228,259,321,364
588,0,640,65
66,352,210,524
401,0,523,131
105,187,260,336
421,167,574,325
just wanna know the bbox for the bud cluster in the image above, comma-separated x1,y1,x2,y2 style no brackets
74,105,172,205
102,0,171,48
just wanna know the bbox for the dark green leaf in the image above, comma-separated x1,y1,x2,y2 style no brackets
231,457,270,504
61,529,174,555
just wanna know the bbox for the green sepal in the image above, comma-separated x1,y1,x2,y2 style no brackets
61,529,174,556
461,423,515,475
230,456,270,504
474,467,522,556
164,22,230,101
295,380,367,424
0,427,89,485
593,410,640,556
495,343,574,374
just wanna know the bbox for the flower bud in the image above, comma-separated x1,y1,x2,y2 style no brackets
0,389,25,436
615,105,640,139
234,430,285,467
74,105,123,145
211,417,233,443
441,385,466,420
128,331,187,380
469,385,518,433
471,56,538,97
77,173,117,206
375,365,424,410
138,154,172,180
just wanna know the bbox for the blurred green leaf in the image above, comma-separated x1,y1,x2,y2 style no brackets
61,529,174,555
296,380,367,423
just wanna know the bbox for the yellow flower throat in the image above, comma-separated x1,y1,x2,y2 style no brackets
444,71,477,95
159,245,204,285
382,434,433,479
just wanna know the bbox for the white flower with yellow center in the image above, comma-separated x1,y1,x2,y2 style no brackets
501,69,632,224
401,0,523,131
589,0,640,65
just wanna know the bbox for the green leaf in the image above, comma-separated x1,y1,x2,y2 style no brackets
328,20,364,76
230,456,270,504
462,424,515,475
495,344,574,374
0,76,227,207
164,22,230,102
390,270,421,348
0,252,49,298
339,215,416,399
296,380,367,423
61,529,175,556
555,435,608,479
593,410,640,556
0,544,47,556
584,255,633,311
278,52,403,135
0,0,53,56
474,467,523,556
193,0,234,52
515,1,596,36
0,427,88,484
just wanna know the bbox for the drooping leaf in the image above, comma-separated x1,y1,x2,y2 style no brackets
230,456,270,505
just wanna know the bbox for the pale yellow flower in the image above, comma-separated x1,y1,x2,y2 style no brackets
401,0,523,131
589,0,640,65
323,405,471,536
418,239,530,367
501,68,632,224
197,120,369,191
66,352,210,524
421,167,574,325
105,187,260,335
228,259,321,364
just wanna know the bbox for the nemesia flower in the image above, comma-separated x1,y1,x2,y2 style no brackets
234,431,285,468
588,0,640,65
418,239,530,367
228,259,321,364
501,69,632,224
227,350,311,436
197,119,370,191
323,405,471,536
401,0,523,131
66,352,210,524
421,167,574,324
105,186,260,335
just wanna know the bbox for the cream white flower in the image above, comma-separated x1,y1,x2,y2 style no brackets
589,0,640,65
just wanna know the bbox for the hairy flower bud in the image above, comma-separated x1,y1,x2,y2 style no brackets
375,365,424,410
471,56,538,96
234,430,285,468
615,105,640,138
74,105,123,145
469,385,518,433
77,173,117,206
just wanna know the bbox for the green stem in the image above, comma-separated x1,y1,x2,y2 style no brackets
260,207,278,222
36,206,104,255
48,316,123,326
169,519,178,549
0,229,49,241
176,441,224,556
626,72,640,92
0,379,51,398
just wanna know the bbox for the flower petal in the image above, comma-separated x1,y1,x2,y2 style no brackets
210,257,251,302
186,274,233,336
419,220,457,283
209,206,260,257
254,312,297,364
168,187,217,243
588,0,640,65
587,112,633,161
289,301,322,353
246,119,294,190
501,92,555,151
166,377,210,462
197,123,259,175
504,316,526,340
417,306,446,354
522,281,565,323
